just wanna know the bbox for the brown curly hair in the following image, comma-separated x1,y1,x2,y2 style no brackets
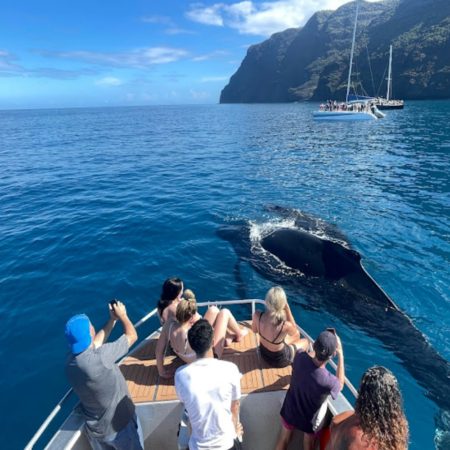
356,366,409,450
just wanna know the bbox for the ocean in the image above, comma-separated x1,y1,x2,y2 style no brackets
0,102,449,449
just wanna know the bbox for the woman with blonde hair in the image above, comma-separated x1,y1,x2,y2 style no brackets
252,286,309,368
156,294,247,377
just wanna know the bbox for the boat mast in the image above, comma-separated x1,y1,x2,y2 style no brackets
386,44,392,101
346,0,359,103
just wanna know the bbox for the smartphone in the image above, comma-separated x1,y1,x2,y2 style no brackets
109,299,118,308
326,327,336,334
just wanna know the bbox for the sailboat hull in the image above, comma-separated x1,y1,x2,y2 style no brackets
376,103,404,110
313,111,377,121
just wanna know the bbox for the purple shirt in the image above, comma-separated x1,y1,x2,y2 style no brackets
280,351,340,433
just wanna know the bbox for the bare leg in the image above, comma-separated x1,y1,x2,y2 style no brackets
285,333,310,353
303,432,317,450
204,305,220,326
213,308,247,358
275,426,293,450
294,338,310,353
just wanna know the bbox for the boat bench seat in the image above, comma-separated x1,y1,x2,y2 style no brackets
120,321,292,404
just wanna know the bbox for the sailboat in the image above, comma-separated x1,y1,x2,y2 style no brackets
313,1,384,121
374,45,405,110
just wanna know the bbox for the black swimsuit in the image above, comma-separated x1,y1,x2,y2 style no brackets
257,312,294,368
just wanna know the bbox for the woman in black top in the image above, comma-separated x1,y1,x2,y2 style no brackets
252,286,309,368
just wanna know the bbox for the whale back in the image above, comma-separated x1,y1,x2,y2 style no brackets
261,228,325,276
261,228,362,279
322,239,362,278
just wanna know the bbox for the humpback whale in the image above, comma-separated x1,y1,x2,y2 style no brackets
217,207,450,412
260,227,400,312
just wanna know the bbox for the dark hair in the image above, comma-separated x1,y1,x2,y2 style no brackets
188,319,213,358
313,330,337,362
356,366,409,450
157,277,183,316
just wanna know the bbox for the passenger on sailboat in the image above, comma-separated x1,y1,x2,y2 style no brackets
327,366,409,450
252,286,309,368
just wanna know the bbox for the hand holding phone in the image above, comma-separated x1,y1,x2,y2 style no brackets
109,299,118,309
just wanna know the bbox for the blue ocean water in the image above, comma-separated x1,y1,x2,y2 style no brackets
0,102,449,449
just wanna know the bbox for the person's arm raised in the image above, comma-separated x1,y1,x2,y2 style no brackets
284,301,297,326
92,304,118,348
335,334,345,391
112,301,138,347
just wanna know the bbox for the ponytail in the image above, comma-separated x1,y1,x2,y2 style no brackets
265,286,287,325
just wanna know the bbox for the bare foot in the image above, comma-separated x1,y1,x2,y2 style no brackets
235,327,249,343
225,337,234,347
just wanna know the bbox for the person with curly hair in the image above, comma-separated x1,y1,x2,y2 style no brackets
327,366,409,450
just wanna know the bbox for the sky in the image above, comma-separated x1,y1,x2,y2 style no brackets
0,0,380,109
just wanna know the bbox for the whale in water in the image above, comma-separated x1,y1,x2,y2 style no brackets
260,227,400,312
217,207,450,412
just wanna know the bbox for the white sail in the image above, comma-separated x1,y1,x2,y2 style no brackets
313,0,381,121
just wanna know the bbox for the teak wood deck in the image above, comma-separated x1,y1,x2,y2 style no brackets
120,321,292,403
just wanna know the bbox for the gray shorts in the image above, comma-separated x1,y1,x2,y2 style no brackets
86,414,144,450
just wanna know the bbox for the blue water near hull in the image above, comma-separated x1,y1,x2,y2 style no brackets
0,102,449,449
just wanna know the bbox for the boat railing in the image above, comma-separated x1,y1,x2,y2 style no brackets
25,298,358,449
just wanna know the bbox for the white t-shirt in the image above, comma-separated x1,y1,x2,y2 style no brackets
175,358,241,450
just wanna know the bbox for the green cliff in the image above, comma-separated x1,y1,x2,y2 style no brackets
220,0,450,102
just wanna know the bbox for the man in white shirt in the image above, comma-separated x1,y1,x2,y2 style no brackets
175,319,243,450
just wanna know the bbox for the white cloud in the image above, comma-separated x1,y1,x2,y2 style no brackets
96,76,123,86
0,50,23,72
186,4,224,26
189,89,211,101
0,50,97,79
141,15,174,26
187,0,381,36
200,75,229,82
192,50,229,62
37,47,189,68
141,15,195,35
165,27,196,35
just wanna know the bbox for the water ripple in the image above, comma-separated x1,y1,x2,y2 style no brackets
0,102,449,449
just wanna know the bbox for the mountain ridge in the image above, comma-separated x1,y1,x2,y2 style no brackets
220,0,450,103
